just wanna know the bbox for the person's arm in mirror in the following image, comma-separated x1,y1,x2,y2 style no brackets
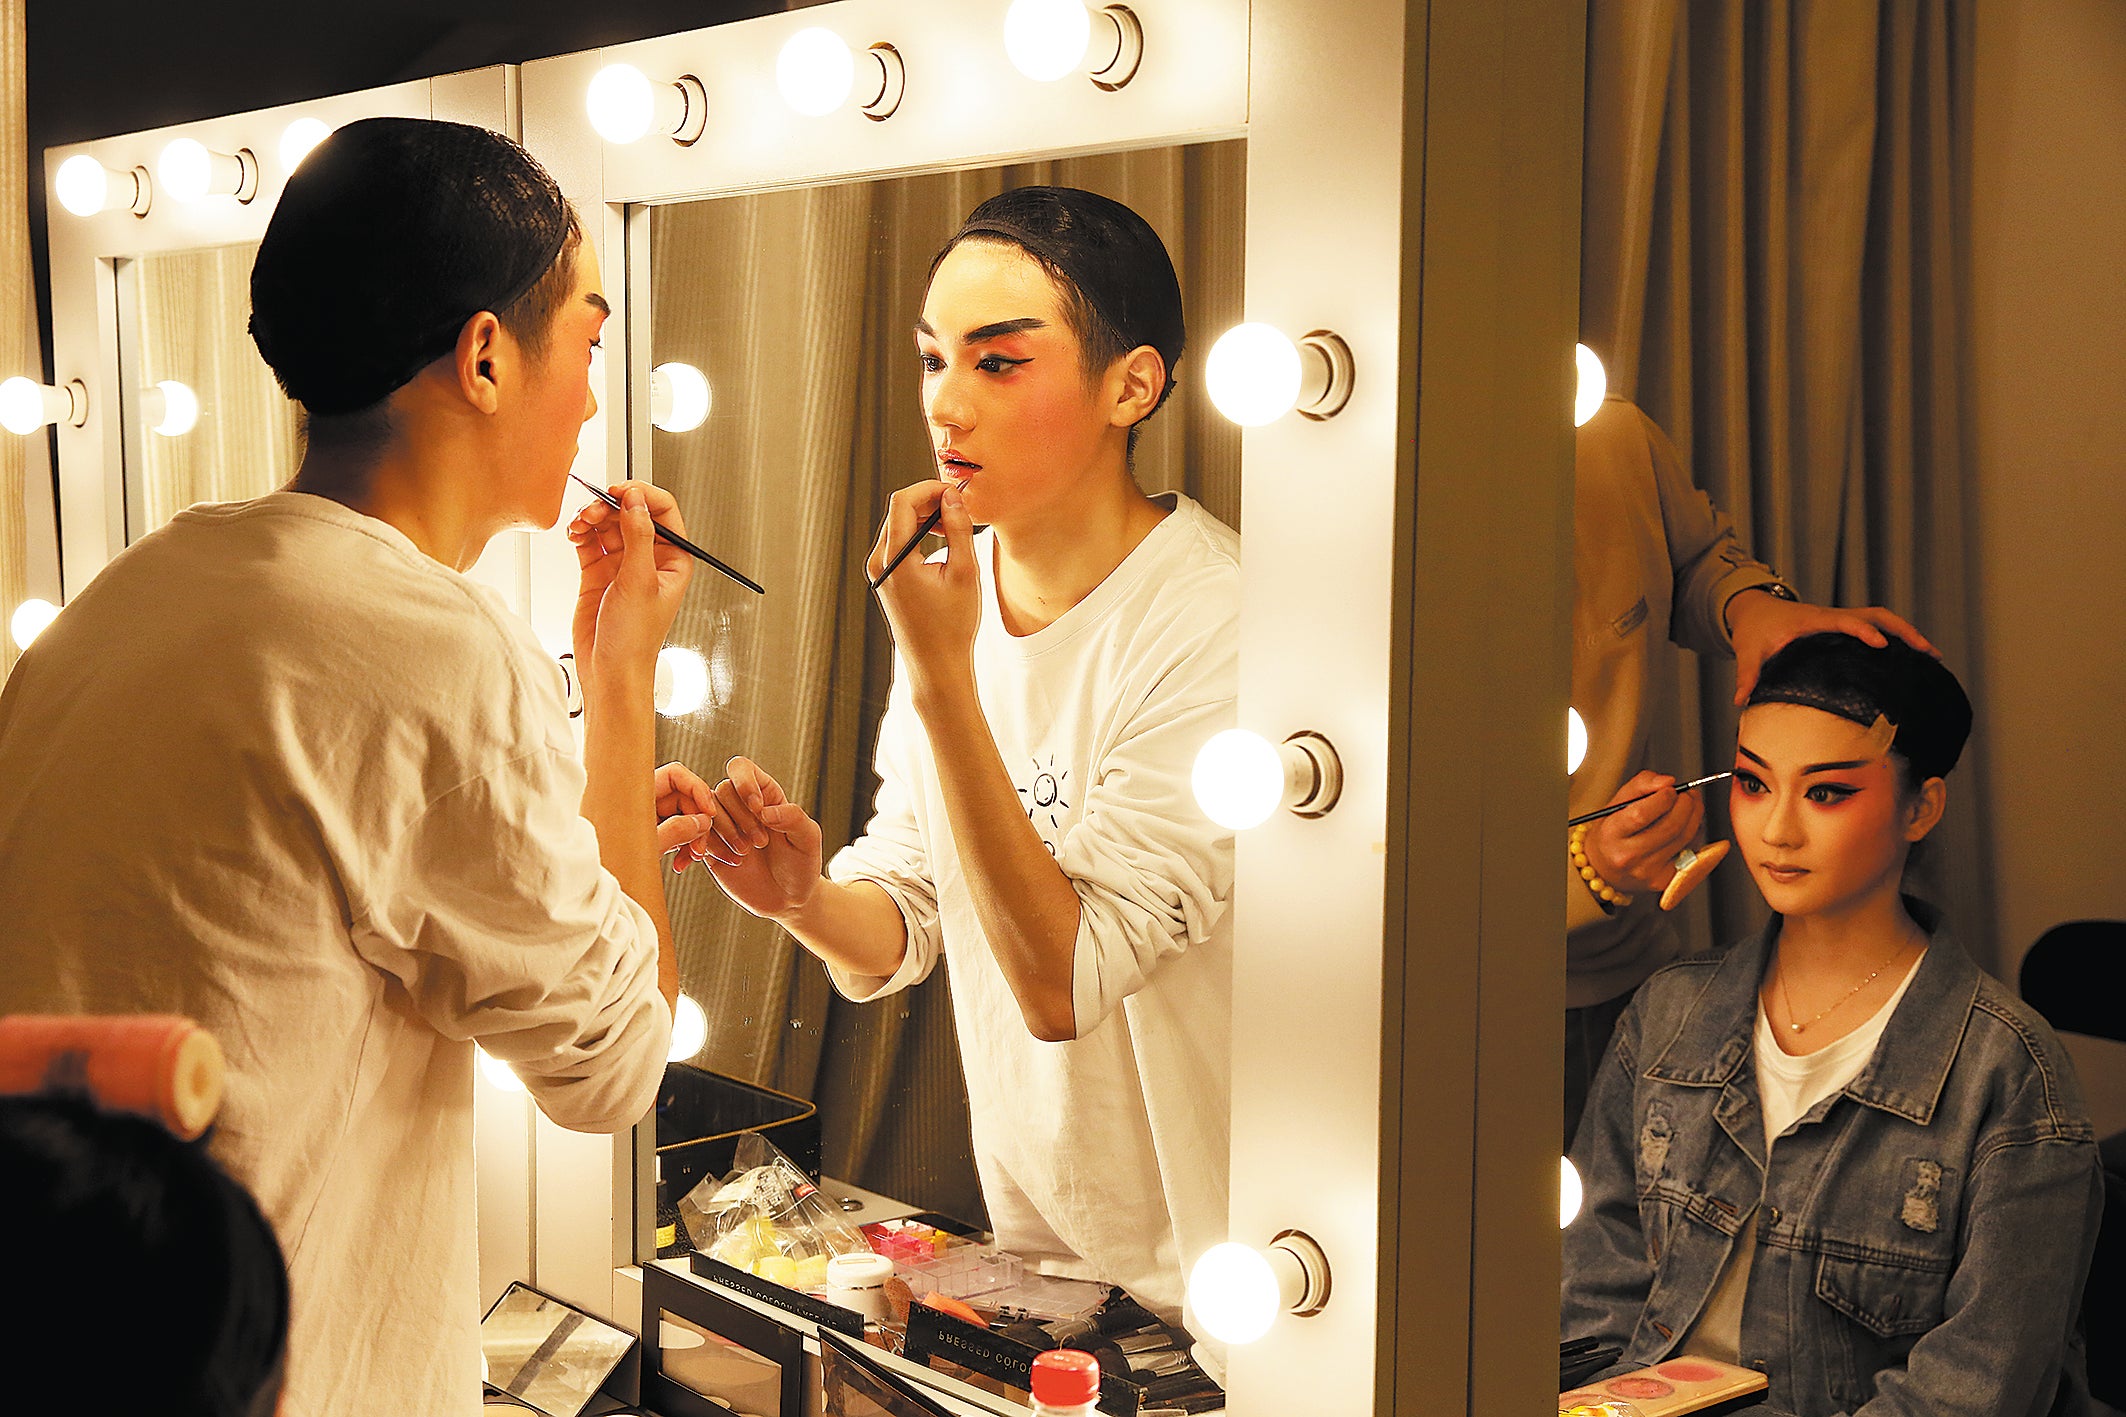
696,756,914,982
567,481,694,1008
866,480,1084,1042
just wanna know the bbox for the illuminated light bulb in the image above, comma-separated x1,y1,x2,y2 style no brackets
650,361,712,433
655,646,711,718
1006,0,1143,87
1191,728,1343,830
1205,324,1301,427
1575,342,1606,427
476,1046,526,1094
10,598,59,651
778,27,856,116
1192,729,1285,830
669,995,709,1061
0,377,88,435
1005,0,1092,81
142,380,200,437
1568,707,1588,775
280,118,332,172
55,155,113,217
158,138,257,204
1561,1156,1583,1228
1187,1234,1330,1346
1205,324,1354,426
588,64,657,143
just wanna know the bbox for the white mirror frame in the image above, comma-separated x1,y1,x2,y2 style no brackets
33,1,1587,1410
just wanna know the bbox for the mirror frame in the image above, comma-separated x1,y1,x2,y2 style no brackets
34,1,1588,1410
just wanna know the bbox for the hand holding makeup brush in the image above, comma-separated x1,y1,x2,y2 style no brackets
1580,769,1708,897
567,481,694,695
867,480,980,695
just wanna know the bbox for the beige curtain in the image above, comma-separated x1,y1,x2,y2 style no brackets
1582,1,1990,966
1,0,29,680
651,142,1243,1220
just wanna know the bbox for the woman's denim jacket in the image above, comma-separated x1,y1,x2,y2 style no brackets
1562,902,2105,1417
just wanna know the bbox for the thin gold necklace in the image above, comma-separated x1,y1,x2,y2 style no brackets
1775,935,1917,1034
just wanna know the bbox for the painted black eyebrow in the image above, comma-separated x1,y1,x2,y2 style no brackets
1735,744,1873,775
584,293,612,316
913,315,1047,343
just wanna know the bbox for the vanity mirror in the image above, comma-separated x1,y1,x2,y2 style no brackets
29,1,1585,1411
643,140,1243,1223
117,241,297,541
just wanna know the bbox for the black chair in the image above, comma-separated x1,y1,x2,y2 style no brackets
2020,921,2126,1411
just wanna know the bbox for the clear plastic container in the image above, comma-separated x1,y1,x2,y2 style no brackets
894,1239,1024,1299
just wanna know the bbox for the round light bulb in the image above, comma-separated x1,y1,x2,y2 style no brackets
669,994,709,1061
0,377,45,435
1005,0,1093,81
150,380,199,437
55,156,110,217
158,138,213,203
778,27,856,117
655,646,711,718
587,63,657,144
1561,1156,1583,1228
650,361,712,433
1568,707,1588,775
1188,1242,1282,1346
10,598,60,651
1191,728,1285,831
1205,323,1304,427
476,1046,526,1094
280,118,332,172
1575,343,1606,427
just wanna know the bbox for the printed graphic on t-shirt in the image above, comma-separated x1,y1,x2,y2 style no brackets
1016,752,1071,855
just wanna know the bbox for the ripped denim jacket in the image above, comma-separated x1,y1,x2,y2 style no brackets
1562,903,2105,1417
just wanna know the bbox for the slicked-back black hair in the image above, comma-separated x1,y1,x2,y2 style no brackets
931,186,1186,457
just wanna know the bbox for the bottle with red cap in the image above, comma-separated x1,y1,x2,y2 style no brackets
1030,1348,1101,1416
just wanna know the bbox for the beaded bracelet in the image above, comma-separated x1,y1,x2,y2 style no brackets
1569,822,1634,912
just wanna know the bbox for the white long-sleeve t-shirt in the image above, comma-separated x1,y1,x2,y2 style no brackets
0,492,671,1417
827,492,1237,1324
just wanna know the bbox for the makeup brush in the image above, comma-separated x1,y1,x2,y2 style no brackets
1567,771,1734,829
869,506,944,590
569,473,763,595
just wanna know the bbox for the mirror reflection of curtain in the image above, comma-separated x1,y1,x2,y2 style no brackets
1,0,29,680
651,140,1243,1220
131,244,300,537
1582,3,1990,964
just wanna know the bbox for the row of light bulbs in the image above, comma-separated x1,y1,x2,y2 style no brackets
586,0,1144,147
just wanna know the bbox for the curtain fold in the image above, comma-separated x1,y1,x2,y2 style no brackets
1583,0,1991,964
2,0,30,679
651,141,1243,1220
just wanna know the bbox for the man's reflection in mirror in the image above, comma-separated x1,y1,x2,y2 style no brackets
686,188,1238,1366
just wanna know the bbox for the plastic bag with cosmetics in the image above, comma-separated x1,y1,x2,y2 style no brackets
676,1130,875,1292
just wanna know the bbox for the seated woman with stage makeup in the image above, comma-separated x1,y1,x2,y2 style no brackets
1562,633,2105,1417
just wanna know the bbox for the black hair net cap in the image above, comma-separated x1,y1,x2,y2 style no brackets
1748,632,1973,780
249,116,572,417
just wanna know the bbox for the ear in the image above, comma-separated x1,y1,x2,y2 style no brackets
453,311,505,415
1107,345,1168,430
1904,777,1947,843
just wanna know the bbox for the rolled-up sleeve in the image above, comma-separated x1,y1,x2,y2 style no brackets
350,743,670,1134
825,676,943,1003
1057,643,1236,1040
1637,407,1783,656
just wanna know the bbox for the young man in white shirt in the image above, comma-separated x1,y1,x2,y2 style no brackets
0,118,724,1416
692,188,1238,1337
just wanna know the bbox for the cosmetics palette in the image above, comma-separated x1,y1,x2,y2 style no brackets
1560,1355,1768,1415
